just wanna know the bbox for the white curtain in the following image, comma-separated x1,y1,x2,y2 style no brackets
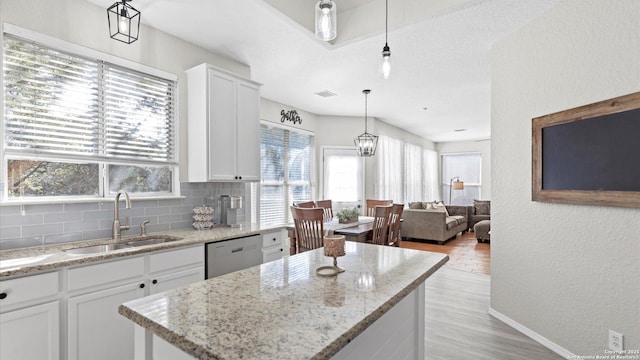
423,149,440,201
404,143,423,203
376,136,404,202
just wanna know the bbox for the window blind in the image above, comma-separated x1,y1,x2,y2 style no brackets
260,123,313,225
3,34,176,164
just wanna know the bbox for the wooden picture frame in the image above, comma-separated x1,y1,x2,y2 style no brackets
532,92,640,208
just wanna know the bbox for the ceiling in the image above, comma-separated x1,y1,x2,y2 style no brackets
91,0,558,142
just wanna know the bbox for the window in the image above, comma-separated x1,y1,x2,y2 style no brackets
2,32,177,200
441,153,481,205
260,123,314,225
376,136,439,203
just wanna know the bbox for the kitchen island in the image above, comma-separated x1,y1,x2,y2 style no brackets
119,242,448,359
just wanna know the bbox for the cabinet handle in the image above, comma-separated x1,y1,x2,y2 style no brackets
0,292,7,300
139,283,145,289
239,176,242,180
231,247,244,253
280,248,283,252
152,279,158,284
272,238,276,242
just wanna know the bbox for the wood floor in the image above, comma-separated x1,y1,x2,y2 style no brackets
400,231,491,275
425,267,563,360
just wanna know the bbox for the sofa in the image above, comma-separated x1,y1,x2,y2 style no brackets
468,200,491,230
401,202,468,245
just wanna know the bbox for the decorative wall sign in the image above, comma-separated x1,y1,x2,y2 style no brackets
281,109,302,124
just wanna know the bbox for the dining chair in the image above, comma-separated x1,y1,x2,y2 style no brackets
370,205,392,246
315,199,333,222
291,206,325,253
293,201,315,208
387,203,404,247
365,199,393,217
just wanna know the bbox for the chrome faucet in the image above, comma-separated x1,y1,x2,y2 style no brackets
113,191,131,240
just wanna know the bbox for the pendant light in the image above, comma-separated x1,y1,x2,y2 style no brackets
107,0,141,44
315,0,337,41
354,90,378,157
380,0,391,79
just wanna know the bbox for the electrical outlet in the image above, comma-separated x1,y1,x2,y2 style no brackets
609,330,624,352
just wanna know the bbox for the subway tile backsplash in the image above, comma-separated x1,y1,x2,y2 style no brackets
0,182,248,250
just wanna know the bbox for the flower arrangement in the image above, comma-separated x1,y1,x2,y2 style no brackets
336,207,360,224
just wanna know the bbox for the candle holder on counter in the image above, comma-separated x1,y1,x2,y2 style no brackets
316,235,346,277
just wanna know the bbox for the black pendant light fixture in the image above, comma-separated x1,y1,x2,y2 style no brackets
380,0,391,79
354,89,378,157
315,0,337,41
107,0,140,44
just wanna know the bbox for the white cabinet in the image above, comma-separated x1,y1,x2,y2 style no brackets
67,281,145,360
66,245,204,360
186,63,261,182
0,271,60,360
67,256,145,360
261,229,285,264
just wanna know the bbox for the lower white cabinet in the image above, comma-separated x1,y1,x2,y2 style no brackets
67,282,145,360
0,301,60,360
261,230,285,264
0,271,60,360
64,245,203,360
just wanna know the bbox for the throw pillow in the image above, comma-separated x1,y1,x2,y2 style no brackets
474,200,490,215
434,201,450,216
408,202,424,209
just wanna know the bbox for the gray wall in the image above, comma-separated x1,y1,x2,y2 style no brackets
491,0,639,356
0,183,247,250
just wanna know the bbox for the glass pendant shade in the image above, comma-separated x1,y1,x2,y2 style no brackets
381,44,391,79
315,0,337,41
107,0,140,44
354,89,378,157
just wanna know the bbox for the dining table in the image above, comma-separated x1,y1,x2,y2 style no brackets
286,216,376,255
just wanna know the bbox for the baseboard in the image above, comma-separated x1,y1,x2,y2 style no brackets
488,307,576,359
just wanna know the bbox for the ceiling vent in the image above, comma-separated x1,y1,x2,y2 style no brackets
314,90,337,98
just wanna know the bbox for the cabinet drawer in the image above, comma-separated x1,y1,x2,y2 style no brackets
68,256,144,292
262,247,284,264
262,231,283,248
149,245,203,274
0,272,59,309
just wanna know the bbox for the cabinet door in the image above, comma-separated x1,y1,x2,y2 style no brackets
235,80,261,181
149,267,204,294
67,282,145,360
208,70,237,181
0,301,60,360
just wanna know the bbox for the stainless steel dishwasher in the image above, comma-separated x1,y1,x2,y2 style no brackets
205,234,262,279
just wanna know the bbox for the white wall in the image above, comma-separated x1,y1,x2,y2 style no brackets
491,0,639,356
436,140,491,200
0,0,250,182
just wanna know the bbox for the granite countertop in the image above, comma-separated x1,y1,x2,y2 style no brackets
0,222,284,278
119,242,449,360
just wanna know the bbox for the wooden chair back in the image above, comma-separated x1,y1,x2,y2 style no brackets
365,199,393,217
293,201,315,208
370,205,392,246
291,206,325,253
315,199,333,222
387,203,404,247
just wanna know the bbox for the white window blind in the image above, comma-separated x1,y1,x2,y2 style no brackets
260,123,313,225
3,34,177,199
441,153,481,205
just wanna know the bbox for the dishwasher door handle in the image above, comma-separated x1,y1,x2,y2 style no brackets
231,247,244,253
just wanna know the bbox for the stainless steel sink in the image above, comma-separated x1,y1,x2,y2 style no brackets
126,235,182,247
64,243,131,255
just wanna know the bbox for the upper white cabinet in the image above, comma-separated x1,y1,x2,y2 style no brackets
186,64,262,182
